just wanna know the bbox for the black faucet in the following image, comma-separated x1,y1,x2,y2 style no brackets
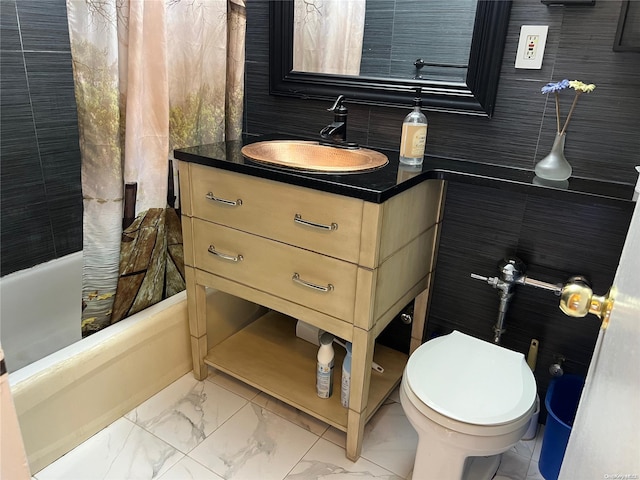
319,96,359,149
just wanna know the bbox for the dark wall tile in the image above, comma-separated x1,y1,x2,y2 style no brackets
423,82,545,170
1,2,82,277
0,49,30,107
0,56,34,164
47,187,83,256
517,196,632,292
40,147,83,257
360,2,393,77
0,52,38,162
359,58,391,78
428,183,528,342
0,200,56,275
15,0,71,52
40,149,81,196
0,51,49,270
360,1,393,78
0,0,21,51
391,0,474,66
24,52,79,154
244,0,269,64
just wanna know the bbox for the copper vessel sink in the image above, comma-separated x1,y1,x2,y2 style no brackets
240,140,388,173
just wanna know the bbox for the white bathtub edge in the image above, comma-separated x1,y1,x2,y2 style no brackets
11,292,192,474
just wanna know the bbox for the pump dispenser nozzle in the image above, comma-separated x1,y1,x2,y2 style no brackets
412,87,423,107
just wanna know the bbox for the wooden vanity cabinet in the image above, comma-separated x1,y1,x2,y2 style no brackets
178,161,443,460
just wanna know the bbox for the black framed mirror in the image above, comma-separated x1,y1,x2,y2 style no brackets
270,0,512,117
614,0,640,52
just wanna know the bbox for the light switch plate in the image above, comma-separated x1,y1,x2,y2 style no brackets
515,25,549,69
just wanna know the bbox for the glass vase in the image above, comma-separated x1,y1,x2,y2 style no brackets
534,133,572,181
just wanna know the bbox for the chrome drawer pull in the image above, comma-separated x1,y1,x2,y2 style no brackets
294,213,338,231
206,192,242,207
292,273,334,292
207,245,243,262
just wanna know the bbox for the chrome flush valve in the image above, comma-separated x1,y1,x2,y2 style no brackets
472,257,563,296
499,257,526,284
471,258,526,343
473,258,617,338
471,256,563,343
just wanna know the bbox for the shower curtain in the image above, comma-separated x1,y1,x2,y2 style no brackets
293,0,366,76
67,0,245,335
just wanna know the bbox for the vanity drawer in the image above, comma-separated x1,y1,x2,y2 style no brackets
189,164,364,263
192,219,358,322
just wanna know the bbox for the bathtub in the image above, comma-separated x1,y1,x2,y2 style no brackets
0,252,83,372
5,259,263,474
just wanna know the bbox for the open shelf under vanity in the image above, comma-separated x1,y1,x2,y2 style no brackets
204,311,408,431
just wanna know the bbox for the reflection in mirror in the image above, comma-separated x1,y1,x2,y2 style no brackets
293,0,477,82
271,0,512,116
293,0,367,76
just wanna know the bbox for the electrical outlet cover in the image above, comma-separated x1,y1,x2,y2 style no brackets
515,25,549,69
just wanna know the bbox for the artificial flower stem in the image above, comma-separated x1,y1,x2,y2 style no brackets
554,92,561,133
560,92,581,136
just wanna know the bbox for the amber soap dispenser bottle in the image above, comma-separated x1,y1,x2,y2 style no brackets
399,89,428,166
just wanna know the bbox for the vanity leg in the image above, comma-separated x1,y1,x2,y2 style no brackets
345,326,375,460
185,266,208,380
346,410,366,461
190,335,208,380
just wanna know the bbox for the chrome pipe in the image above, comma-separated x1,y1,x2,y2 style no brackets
493,310,507,344
519,277,563,295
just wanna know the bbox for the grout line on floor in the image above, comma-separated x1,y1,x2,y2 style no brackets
281,434,323,479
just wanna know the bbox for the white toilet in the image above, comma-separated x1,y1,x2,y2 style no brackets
400,330,537,480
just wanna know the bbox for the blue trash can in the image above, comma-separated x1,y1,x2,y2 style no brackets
539,375,585,480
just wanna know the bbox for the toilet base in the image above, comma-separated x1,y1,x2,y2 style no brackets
410,449,501,480
400,379,533,480
462,455,501,480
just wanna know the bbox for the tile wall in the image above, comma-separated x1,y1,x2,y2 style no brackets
359,0,474,80
0,0,82,276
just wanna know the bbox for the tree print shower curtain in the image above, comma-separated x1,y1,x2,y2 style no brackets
293,0,365,76
67,0,245,335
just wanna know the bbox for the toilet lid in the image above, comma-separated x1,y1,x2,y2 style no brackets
405,330,536,425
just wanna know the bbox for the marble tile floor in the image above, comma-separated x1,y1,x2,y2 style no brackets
34,369,546,480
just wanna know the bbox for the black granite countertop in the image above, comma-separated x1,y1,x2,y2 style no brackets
173,134,636,206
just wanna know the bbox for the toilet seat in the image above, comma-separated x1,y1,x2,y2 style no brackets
405,330,536,426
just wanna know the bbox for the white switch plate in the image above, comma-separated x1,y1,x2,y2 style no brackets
515,25,549,69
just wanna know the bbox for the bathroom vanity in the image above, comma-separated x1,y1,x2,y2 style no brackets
175,136,443,460
174,134,636,460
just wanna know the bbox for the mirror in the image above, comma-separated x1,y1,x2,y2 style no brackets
270,0,512,116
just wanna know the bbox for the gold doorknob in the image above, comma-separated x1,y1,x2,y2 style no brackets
559,276,616,328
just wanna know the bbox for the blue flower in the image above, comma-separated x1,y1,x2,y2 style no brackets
541,79,570,94
540,78,596,133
